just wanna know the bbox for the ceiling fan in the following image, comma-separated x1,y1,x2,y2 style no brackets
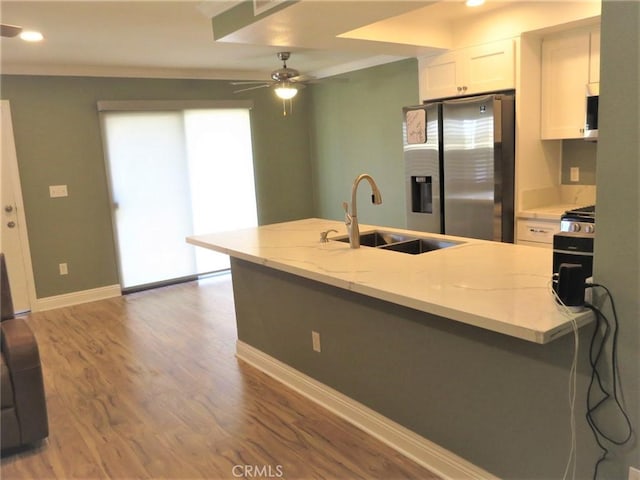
231,52,310,115
1,24,23,38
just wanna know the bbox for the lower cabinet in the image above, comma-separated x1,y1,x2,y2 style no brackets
516,218,560,248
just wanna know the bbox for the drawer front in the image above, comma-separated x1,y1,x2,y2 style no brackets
518,239,553,249
517,219,560,244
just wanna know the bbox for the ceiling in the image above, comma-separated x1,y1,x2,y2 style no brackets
0,0,513,81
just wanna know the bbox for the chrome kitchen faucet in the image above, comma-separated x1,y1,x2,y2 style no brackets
343,174,383,248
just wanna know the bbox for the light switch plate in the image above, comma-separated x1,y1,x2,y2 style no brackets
49,185,68,198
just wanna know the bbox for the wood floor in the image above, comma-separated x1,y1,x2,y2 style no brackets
1,273,441,480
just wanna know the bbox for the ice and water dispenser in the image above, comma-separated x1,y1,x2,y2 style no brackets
410,176,433,214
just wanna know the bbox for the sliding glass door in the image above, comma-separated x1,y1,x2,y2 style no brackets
101,104,257,291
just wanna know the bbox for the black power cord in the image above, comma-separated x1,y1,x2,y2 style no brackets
584,283,633,480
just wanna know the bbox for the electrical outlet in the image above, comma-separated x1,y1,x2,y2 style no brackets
311,331,321,353
59,263,68,275
629,466,640,480
49,185,68,198
570,167,580,183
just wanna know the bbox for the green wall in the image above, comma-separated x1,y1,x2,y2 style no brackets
593,2,639,478
561,139,597,185
1,75,313,298
231,257,601,479
308,59,419,229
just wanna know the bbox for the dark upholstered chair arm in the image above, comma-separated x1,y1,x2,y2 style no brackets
1,319,42,372
1,318,49,446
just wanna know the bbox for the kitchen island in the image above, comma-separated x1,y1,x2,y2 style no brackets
188,218,592,344
187,218,596,479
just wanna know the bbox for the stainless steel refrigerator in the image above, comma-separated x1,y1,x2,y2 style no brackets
403,93,515,242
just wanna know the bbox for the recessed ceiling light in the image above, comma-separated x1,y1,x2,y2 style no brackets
19,31,44,42
466,0,485,6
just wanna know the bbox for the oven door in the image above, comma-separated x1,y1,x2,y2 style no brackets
553,232,594,277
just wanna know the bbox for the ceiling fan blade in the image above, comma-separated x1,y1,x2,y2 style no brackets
234,84,271,93
1,24,23,38
230,81,271,85
289,74,314,83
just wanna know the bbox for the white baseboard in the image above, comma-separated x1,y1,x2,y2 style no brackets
33,284,121,312
236,341,499,480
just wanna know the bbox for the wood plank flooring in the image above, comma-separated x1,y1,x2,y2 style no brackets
1,273,441,479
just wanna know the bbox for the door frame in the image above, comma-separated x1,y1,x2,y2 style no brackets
1,100,37,313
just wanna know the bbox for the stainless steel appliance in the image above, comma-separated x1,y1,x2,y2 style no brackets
403,93,515,242
553,205,595,277
584,82,599,141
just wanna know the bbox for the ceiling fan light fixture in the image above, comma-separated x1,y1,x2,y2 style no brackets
274,83,298,100
19,30,44,42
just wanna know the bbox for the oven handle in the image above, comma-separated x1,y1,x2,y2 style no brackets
553,249,594,256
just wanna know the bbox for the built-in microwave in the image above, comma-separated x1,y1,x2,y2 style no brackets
584,82,599,141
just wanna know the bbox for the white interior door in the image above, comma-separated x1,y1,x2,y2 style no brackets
1,101,36,313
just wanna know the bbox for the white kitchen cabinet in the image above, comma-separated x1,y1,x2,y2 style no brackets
419,51,459,100
419,39,515,101
516,218,560,248
540,26,600,140
589,28,600,83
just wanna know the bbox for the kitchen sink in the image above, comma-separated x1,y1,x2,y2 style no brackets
332,230,413,247
331,230,463,254
379,238,462,254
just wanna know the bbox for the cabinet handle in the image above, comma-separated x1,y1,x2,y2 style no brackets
462,86,468,92
457,86,463,92
529,228,550,234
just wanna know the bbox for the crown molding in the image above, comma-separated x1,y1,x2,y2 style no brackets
0,63,268,81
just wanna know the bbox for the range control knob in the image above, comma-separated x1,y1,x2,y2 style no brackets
585,224,595,234
570,223,581,232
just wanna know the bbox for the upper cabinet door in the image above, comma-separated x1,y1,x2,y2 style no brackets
465,39,515,94
419,51,461,100
419,39,515,101
540,29,592,139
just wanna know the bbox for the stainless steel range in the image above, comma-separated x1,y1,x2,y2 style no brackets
560,205,595,235
553,205,595,277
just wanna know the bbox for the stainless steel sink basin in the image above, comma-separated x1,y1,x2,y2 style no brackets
379,238,462,254
332,230,413,247
331,230,463,254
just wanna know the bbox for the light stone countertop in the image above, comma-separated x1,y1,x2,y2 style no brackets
518,203,589,221
187,218,593,344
